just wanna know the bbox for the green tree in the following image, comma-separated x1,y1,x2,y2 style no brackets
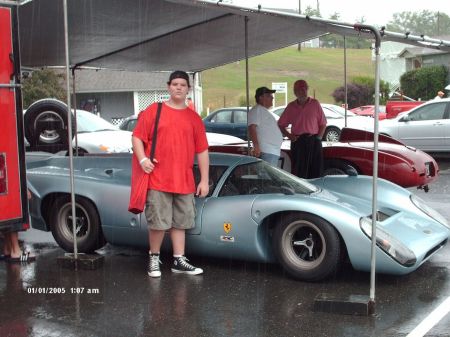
400,65,448,100
22,69,66,108
386,10,450,36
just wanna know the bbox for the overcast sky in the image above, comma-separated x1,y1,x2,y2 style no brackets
232,0,450,26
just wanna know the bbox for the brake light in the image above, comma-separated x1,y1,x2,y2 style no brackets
0,153,7,194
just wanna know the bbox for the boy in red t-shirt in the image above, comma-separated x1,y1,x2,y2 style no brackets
132,70,209,277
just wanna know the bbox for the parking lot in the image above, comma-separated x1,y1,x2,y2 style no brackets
0,158,449,337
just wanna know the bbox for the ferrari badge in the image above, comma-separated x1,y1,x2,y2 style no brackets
223,222,232,233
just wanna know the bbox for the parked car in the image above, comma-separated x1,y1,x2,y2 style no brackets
379,98,450,153
350,105,387,120
26,152,449,281
209,128,439,191
24,99,133,154
119,114,245,145
271,104,374,142
203,107,280,140
385,100,424,119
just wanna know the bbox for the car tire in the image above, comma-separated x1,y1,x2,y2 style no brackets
324,159,358,176
50,195,105,253
323,126,341,142
24,99,75,148
273,212,341,281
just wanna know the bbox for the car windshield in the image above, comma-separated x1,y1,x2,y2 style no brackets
76,110,118,132
219,161,318,197
323,105,357,118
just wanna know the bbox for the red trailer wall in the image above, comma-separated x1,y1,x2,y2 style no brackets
0,7,27,228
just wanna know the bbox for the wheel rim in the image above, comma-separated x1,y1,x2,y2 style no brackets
57,202,91,244
281,219,326,270
325,129,340,142
34,110,65,144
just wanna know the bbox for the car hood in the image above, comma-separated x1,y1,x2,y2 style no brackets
346,141,435,166
75,130,133,153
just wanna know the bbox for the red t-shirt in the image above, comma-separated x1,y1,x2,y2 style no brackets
132,102,209,194
278,97,326,135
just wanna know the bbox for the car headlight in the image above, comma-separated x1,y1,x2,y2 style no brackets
360,217,416,266
410,194,449,229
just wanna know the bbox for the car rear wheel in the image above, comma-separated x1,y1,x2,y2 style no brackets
323,126,341,142
273,212,341,281
50,195,105,253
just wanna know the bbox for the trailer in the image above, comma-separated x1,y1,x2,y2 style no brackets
0,4,29,233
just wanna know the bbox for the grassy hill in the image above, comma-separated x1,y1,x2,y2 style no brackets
201,46,375,114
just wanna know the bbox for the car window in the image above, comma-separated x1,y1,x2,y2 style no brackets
219,161,318,197
233,110,247,124
323,107,342,119
407,103,447,121
123,119,137,131
77,110,118,132
193,165,228,197
211,110,232,123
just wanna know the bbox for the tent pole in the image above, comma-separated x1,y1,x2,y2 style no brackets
370,32,382,304
63,0,78,258
72,68,78,156
244,16,251,155
344,36,348,126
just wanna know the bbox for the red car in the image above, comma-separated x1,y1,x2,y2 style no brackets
351,105,387,120
209,128,438,192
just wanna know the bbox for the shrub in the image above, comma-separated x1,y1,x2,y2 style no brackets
331,76,390,108
400,65,448,100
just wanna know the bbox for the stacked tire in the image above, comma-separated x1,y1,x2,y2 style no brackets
24,99,75,153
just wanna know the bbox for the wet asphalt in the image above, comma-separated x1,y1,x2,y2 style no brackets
1,158,449,337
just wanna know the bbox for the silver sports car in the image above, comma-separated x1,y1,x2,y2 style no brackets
26,152,450,281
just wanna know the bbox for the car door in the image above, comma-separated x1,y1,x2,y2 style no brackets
187,165,229,235
232,109,249,140
204,109,233,136
397,101,448,151
443,102,450,150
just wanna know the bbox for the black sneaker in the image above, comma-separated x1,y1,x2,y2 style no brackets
148,253,162,278
171,256,203,275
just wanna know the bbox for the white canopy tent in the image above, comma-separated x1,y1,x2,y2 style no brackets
8,0,450,312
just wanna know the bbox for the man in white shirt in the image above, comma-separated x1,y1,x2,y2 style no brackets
248,87,283,166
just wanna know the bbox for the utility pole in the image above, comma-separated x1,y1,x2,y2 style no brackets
297,0,302,51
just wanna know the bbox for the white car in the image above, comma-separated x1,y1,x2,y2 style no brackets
74,110,133,153
24,99,133,154
379,98,450,152
271,104,374,142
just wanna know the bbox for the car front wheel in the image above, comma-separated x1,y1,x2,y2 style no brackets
273,212,341,281
324,159,358,176
50,195,105,253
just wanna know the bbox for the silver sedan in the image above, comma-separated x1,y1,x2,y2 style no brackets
379,98,450,152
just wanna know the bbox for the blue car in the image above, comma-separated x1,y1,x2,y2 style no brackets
203,107,250,140
26,152,450,281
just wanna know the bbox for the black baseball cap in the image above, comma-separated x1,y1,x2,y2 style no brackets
255,86,276,100
167,70,191,87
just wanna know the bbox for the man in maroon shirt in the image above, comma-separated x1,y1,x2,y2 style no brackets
277,80,327,178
